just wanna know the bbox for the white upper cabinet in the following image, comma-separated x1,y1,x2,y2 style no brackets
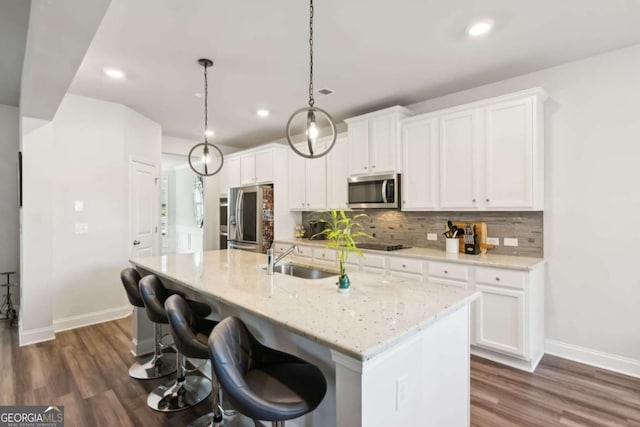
220,156,241,196
326,136,349,209
288,141,327,211
345,106,413,177
401,117,438,210
240,149,274,185
399,88,546,211
484,97,535,208
439,109,480,209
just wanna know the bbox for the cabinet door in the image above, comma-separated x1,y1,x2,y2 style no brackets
475,285,526,357
439,109,479,209
401,118,438,210
369,114,396,174
254,149,274,184
224,156,241,191
484,97,533,208
326,137,349,209
288,149,306,210
305,142,327,210
240,153,256,185
348,120,369,176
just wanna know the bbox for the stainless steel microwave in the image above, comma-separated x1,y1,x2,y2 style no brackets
347,173,400,209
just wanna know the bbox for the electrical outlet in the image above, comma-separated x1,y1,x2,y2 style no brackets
427,233,438,241
487,237,499,246
396,375,408,411
504,238,518,247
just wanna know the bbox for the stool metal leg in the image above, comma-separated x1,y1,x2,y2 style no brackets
129,322,177,380
147,351,211,412
189,367,225,427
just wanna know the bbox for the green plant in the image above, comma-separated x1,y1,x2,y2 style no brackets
312,209,372,277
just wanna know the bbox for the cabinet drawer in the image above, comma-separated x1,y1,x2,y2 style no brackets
476,267,525,290
428,262,469,282
313,247,336,261
345,252,361,266
388,257,424,275
296,245,313,258
273,243,288,254
361,253,387,269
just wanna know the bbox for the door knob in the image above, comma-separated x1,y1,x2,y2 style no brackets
133,240,141,246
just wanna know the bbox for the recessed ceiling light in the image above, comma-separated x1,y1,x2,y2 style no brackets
205,129,214,137
103,67,126,79
467,19,494,37
256,109,270,118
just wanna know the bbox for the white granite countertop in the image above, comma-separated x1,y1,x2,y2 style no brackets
131,250,479,361
276,239,545,270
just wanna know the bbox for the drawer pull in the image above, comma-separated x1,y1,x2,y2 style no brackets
496,277,500,281
444,270,448,274
402,264,406,268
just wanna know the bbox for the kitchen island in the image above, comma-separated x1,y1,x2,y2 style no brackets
131,250,479,427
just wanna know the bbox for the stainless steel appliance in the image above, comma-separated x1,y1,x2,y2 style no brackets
347,173,400,209
356,243,409,251
228,185,274,253
219,196,228,250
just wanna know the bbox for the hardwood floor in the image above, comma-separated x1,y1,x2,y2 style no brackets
2,317,639,426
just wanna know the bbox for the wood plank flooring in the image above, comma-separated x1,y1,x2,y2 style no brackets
2,317,639,426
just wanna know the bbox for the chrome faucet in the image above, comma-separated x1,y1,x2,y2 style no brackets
267,244,299,275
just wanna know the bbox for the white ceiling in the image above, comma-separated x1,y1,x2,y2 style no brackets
0,0,30,107
69,0,640,148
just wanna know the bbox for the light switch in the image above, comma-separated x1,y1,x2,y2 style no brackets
74,200,84,212
427,233,438,241
75,223,89,235
487,237,500,246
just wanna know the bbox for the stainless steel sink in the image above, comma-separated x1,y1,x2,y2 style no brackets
273,264,336,280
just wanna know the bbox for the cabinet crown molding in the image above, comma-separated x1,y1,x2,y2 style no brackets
401,87,548,125
344,105,413,124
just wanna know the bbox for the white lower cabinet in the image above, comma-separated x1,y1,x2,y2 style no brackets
388,257,424,281
474,285,526,358
427,261,469,288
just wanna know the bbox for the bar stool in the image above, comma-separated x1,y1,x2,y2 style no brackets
165,294,230,427
208,316,327,427
0,272,17,324
139,275,212,412
120,268,176,379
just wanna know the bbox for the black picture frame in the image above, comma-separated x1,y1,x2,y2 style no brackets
18,152,22,207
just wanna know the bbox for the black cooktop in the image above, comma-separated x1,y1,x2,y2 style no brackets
357,243,410,251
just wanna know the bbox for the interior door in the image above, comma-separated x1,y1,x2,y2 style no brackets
129,160,158,258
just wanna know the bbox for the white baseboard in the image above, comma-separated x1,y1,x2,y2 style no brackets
53,305,133,333
131,336,155,357
545,339,640,379
19,324,55,346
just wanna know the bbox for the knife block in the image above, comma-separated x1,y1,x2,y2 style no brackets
449,221,488,255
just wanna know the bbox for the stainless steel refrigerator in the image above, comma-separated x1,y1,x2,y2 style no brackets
228,185,274,253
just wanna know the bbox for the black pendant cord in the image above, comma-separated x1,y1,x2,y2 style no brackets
308,0,314,108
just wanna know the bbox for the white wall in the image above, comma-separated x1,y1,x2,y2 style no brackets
19,118,55,344
407,44,640,374
19,94,161,343
0,105,20,292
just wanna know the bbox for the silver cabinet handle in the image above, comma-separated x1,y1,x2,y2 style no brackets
496,277,500,282
402,264,406,268
444,270,448,274
133,240,141,246
372,165,376,169
486,198,490,202
472,199,476,203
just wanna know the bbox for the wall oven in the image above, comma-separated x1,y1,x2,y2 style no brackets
347,173,400,209
228,185,274,253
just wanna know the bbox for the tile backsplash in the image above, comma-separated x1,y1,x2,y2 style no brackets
301,210,543,257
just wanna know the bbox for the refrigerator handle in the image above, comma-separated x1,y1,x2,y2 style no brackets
237,190,244,241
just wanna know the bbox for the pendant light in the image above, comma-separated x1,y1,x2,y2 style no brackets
286,0,336,159
188,58,224,177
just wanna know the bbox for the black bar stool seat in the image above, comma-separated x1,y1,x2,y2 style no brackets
208,317,327,427
120,268,176,380
140,275,212,412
